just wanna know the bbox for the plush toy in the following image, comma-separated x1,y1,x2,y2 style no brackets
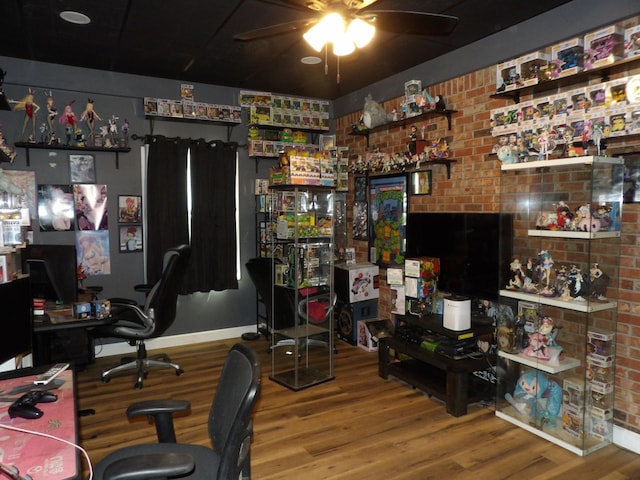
362,94,393,129
505,369,563,428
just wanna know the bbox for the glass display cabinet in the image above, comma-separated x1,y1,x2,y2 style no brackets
269,185,335,390
496,155,623,455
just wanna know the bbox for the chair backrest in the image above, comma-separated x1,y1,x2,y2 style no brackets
144,244,191,337
245,257,295,330
210,343,261,480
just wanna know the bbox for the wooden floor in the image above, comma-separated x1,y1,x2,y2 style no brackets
76,337,640,479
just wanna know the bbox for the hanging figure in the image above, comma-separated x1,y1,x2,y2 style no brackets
59,100,77,145
80,98,102,146
10,88,40,142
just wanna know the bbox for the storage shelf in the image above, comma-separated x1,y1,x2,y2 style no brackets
498,351,580,374
501,155,624,171
499,289,617,312
527,229,620,239
496,408,609,457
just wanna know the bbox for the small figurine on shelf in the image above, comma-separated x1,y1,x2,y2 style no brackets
80,98,102,146
44,91,58,144
565,264,588,301
108,115,119,146
10,88,40,142
407,126,417,156
522,332,550,360
589,263,610,301
506,256,525,290
59,100,77,146
536,250,554,295
121,118,130,147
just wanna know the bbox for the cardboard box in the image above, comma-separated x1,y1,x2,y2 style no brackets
624,25,640,59
496,58,520,92
357,319,393,352
563,376,587,411
337,299,380,344
334,262,380,303
551,37,584,77
584,25,624,70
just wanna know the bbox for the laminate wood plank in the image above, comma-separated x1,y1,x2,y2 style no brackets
76,338,640,479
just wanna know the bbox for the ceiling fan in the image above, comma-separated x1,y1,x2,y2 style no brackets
233,0,459,48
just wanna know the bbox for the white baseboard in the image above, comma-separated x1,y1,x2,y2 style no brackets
614,425,640,454
93,325,258,358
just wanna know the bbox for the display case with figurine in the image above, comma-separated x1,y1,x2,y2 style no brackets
268,184,335,390
496,155,622,455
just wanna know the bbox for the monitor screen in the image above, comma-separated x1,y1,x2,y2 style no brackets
405,213,513,301
21,244,78,303
0,277,32,365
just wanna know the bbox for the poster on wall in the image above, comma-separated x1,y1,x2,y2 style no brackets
76,230,111,276
352,176,368,241
0,170,36,222
119,225,143,253
73,184,108,230
368,174,408,268
37,184,75,231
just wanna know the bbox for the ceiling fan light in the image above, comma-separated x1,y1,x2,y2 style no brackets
321,13,346,39
347,18,375,48
333,34,355,56
303,24,328,52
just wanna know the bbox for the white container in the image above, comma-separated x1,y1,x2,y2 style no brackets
443,295,471,331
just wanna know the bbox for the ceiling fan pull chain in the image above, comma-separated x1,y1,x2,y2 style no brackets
337,56,341,84
324,44,329,76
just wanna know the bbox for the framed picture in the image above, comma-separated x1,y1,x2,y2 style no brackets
118,195,142,223
119,225,143,252
368,174,408,267
411,170,432,195
69,154,96,184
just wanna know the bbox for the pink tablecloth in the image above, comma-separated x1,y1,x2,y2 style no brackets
0,370,77,480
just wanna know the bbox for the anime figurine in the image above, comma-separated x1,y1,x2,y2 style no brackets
505,369,563,428
10,88,40,142
108,115,119,145
121,119,130,147
59,100,77,145
589,263,610,301
44,91,58,143
522,332,550,360
537,250,554,294
80,98,102,145
407,126,417,156
565,265,588,301
506,256,525,290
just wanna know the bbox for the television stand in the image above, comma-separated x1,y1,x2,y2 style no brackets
378,314,494,417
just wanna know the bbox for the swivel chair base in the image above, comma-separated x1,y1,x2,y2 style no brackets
101,341,184,389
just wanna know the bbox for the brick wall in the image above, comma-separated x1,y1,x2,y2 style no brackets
334,56,640,435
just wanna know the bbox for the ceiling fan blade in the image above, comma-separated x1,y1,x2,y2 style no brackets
234,18,317,41
359,11,459,36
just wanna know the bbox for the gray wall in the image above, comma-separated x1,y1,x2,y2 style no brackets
0,58,267,337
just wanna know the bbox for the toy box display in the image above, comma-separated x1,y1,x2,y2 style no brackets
551,37,584,77
587,330,615,360
404,257,440,316
584,25,624,70
357,319,393,352
496,59,520,92
625,25,640,58
334,262,380,303
518,51,550,87
562,405,585,439
563,376,587,412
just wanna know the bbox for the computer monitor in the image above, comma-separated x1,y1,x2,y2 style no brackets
0,277,32,365
21,244,78,303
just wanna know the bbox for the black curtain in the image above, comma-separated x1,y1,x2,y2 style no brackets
186,140,238,292
145,136,190,285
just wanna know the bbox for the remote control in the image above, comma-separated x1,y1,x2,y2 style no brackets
34,363,69,386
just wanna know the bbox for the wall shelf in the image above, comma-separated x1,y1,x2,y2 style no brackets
145,115,240,142
14,142,131,169
491,55,640,104
350,109,457,147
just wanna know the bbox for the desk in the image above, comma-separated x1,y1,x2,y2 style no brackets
33,306,114,367
0,367,79,480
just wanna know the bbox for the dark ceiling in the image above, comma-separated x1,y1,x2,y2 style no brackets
0,0,573,100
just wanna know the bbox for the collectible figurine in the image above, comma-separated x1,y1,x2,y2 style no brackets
108,115,119,145
44,91,57,144
506,256,525,290
80,98,102,145
589,263,610,301
59,100,77,145
505,369,563,428
10,88,40,142
565,265,588,301
121,118,130,147
537,250,554,294
522,332,550,360
407,126,417,156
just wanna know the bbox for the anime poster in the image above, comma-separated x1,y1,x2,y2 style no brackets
37,184,75,231
0,169,36,223
76,230,110,276
73,184,108,230
368,175,408,267
119,225,143,252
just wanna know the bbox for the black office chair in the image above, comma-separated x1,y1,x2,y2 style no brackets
245,257,336,353
93,343,261,480
91,244,191,389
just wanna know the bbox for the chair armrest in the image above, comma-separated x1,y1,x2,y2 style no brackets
109,298,139,306
134,283,153,295
126,400,191,443
102,453,194,480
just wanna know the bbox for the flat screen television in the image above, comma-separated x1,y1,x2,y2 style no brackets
21,244,78,303
0,277,32,365
405,212,513,301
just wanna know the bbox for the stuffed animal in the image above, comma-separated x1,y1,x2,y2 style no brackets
505,369,563,428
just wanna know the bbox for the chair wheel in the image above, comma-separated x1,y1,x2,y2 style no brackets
176,369,184,376
134,382,143,389
102,377,111,383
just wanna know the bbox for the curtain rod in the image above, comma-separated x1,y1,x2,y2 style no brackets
131,134,237,148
